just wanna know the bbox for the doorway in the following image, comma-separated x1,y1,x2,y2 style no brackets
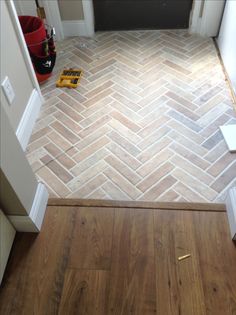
93,0,193,31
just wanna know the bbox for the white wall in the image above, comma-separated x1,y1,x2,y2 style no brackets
217,0,236,95
0,106,38,216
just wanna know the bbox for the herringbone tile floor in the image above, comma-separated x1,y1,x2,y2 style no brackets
26,30,236,202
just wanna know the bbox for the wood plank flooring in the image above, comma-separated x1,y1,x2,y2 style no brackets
0,200,236,314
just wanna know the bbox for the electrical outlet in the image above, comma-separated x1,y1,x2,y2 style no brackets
1,77,15,105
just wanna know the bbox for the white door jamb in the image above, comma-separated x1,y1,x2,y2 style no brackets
82,0,95,37
60,0,95,37
41,0,65,41
190,0,225,37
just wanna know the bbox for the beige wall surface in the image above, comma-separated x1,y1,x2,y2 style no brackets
58,0,84,20
0,170,26,216
0,105,38,216
0,209,15,284
0,0,35,132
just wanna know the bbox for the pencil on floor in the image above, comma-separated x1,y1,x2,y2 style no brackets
178,254,191,261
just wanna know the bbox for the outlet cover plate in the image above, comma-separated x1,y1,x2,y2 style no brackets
1,76,15,105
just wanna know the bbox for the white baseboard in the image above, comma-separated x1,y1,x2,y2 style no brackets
226,187,236,241
62,20,88,37
16,88,43,151
220,125,236,152
8,182,49,232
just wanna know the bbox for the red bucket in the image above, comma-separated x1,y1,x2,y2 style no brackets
19,16,46,55
19,16,51,83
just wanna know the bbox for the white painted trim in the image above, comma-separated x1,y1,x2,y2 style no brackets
200,0,225,37
61,0,95,37
226,187,236,241
62,20,87,37
190,0,225,37
220,125,236,152
16,0,95,38
41,0,64,41
8,183,49,232
189,0,202,34
13,0,64,40
6,1,43,101
82,0,95,37
16,89,43,151
217,0,236,97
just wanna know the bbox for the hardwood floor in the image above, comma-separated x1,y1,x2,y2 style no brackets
0,200,236,314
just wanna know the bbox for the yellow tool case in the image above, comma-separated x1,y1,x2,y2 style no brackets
56,69,82,88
